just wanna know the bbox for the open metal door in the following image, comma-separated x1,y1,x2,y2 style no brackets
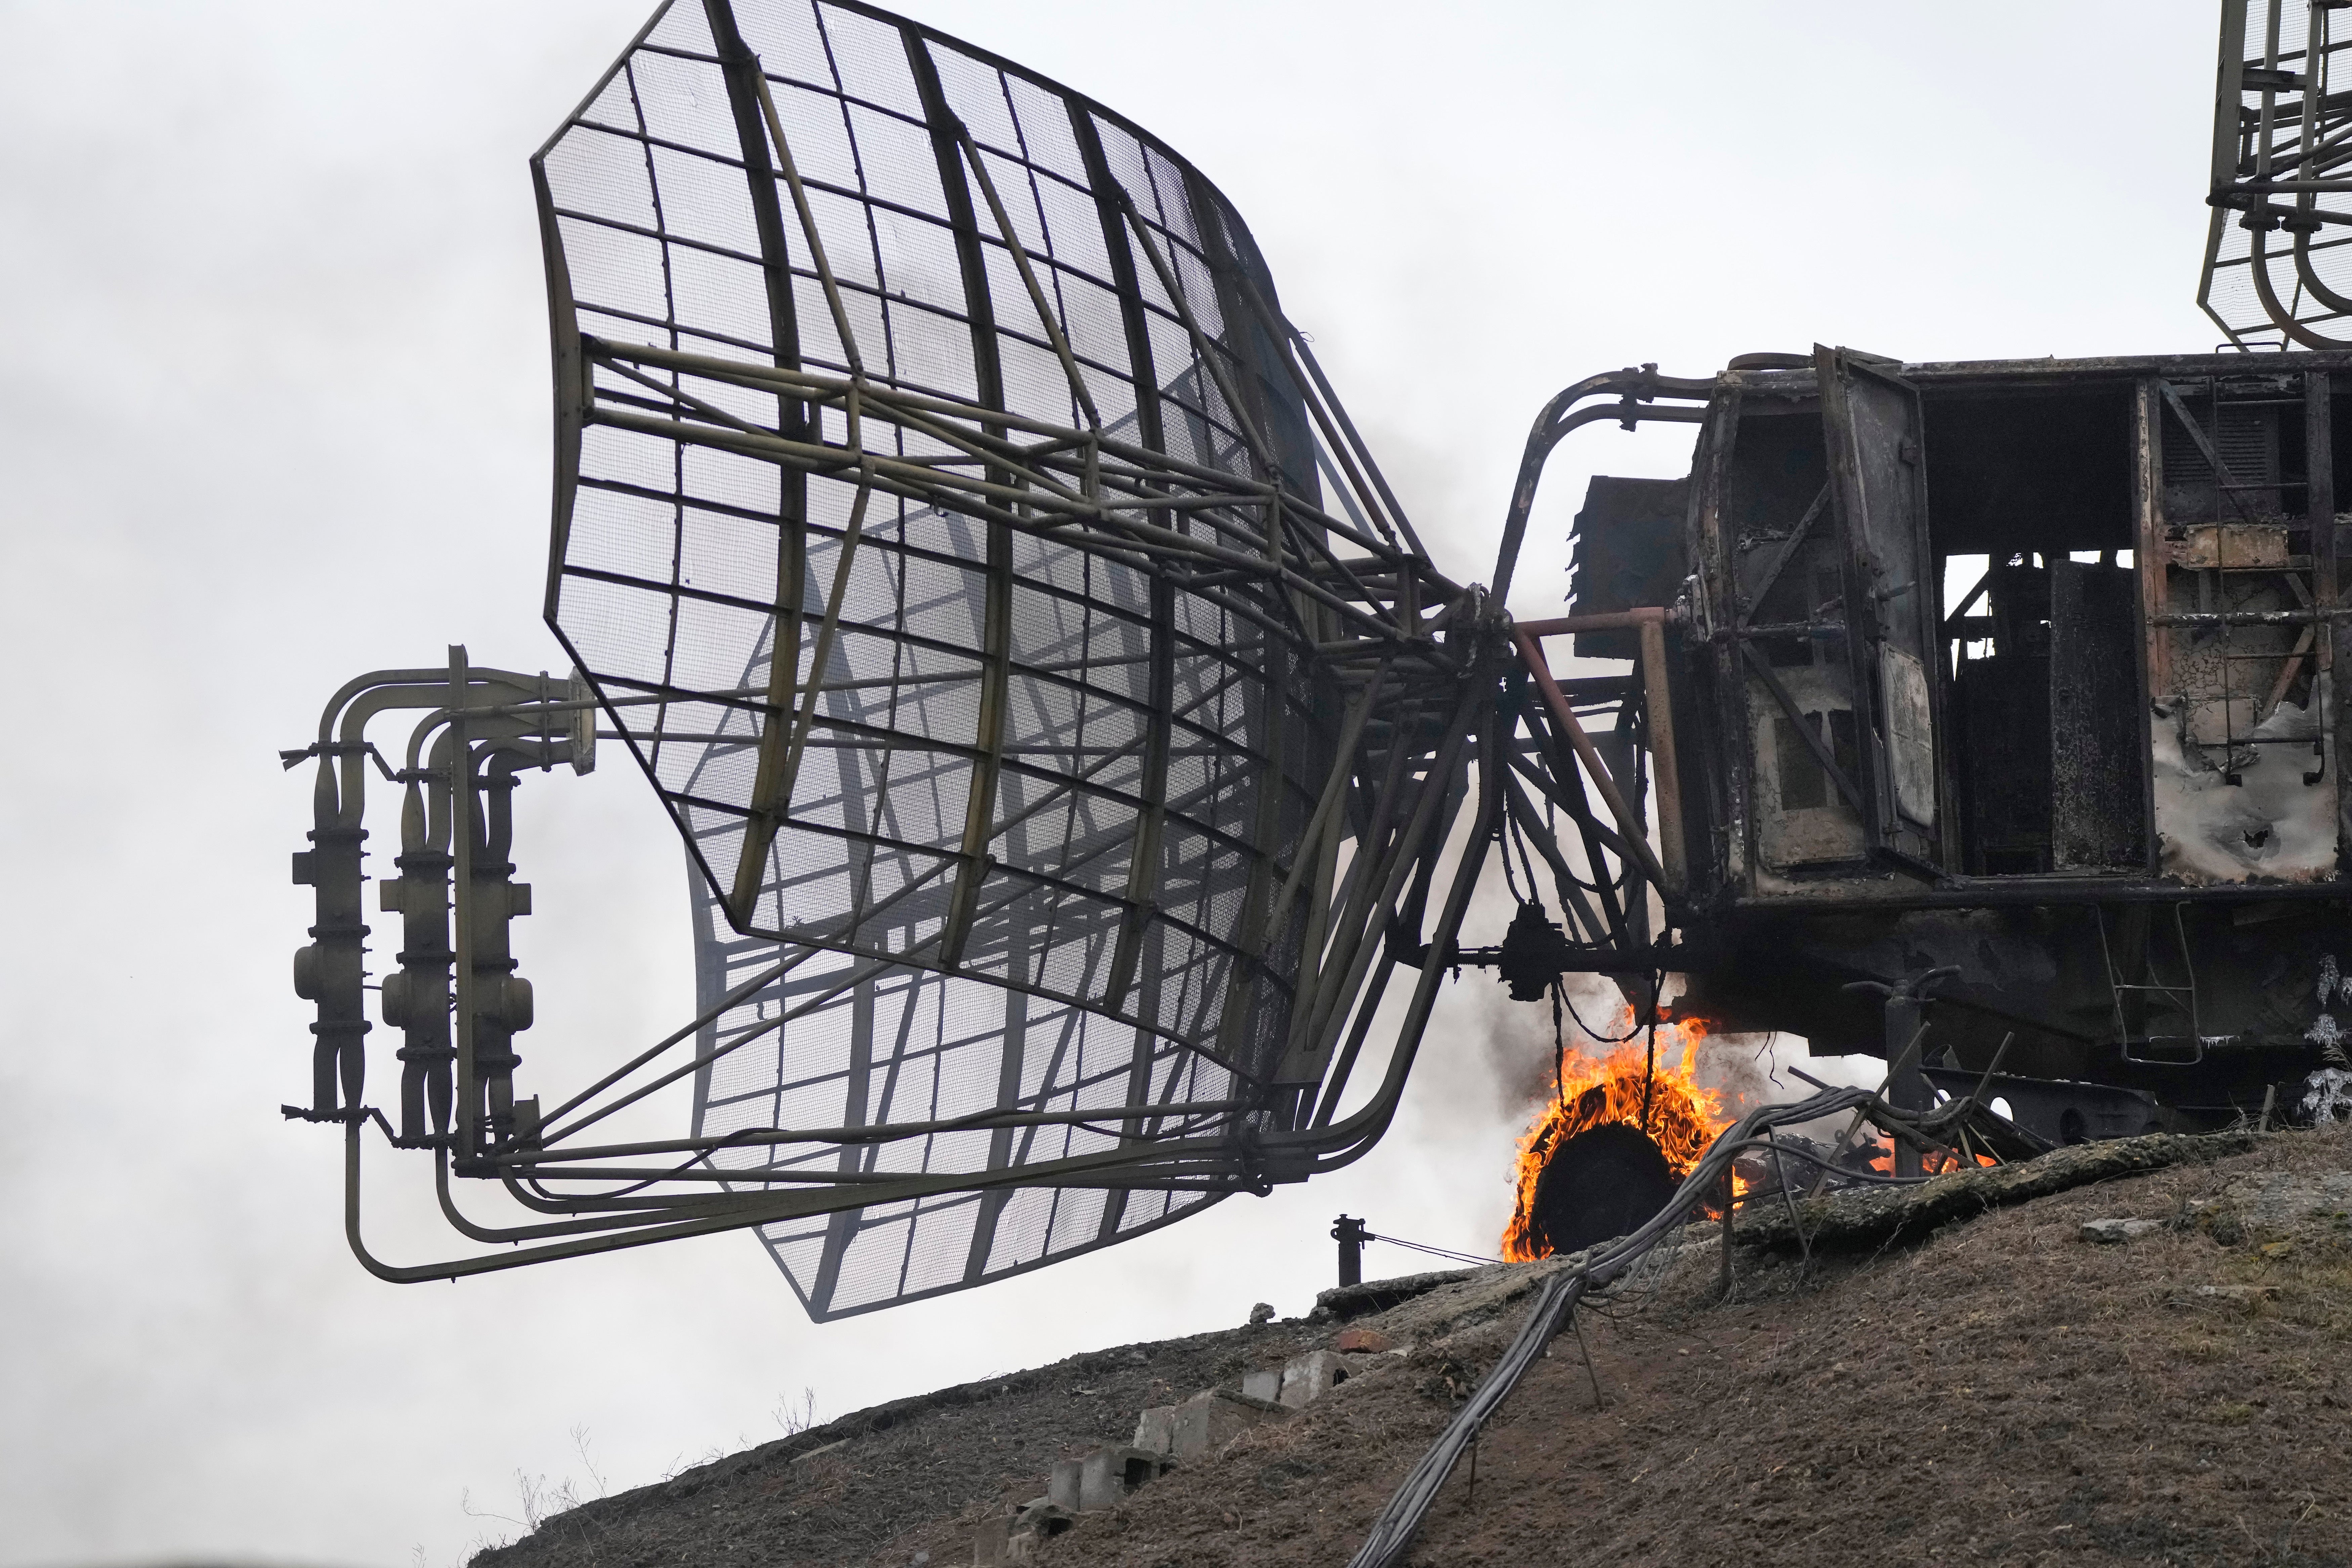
1816,345,1945,867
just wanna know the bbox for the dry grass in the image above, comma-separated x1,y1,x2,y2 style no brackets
479,1126,2352,1568
1045,1125,2352,1568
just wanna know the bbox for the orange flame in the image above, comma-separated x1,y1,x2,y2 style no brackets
1499,1013,1736,1262
1876,1137,1997,1176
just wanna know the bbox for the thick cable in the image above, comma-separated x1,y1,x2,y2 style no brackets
1640,999,1658,1132
1496,821,1526,903
1344,1084,1879,1568
1557,984,1644,1045
1550,982,1566,1109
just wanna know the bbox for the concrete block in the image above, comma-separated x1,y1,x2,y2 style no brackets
1078,1445,1172,1511
1047,1457,1083,1514
1018,1499,1075,1536
1240,1367,1284,1403
1277,1348,1350,1408
973,1501,1072,1566
1168,1388,1286,1458
1132,1404,1177,1454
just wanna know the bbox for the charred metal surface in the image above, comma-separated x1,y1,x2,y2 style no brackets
1917,1065,2160,1147
2049,560,2147,870
1566,477,1689,661
1559,345,2352,1133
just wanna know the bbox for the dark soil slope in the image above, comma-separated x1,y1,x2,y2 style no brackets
471,1323,1314,1568
481,1126,2352,1568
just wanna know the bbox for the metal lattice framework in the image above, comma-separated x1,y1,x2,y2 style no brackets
533,0,1472,1314
286,0,1715,1320
2201,0,2352,347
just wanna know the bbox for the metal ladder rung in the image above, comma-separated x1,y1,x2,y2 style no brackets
2098,906,2205,1066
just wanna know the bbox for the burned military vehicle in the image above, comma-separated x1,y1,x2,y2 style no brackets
1555,347,2352,1148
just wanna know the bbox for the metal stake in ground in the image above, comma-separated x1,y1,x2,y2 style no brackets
1333,1215,1368,1287
1843,968,1959,1178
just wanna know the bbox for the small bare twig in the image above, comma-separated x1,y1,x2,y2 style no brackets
1569,1310,1607,1409
1718,1167,1736,1302
571,1423,609,1500
1767,1129,1814,1275
774,1386,820,1436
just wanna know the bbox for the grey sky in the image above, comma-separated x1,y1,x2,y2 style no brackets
1,3,2219,1563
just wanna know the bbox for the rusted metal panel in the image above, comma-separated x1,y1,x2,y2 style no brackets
2336,616,2352,862
2171,523,2293,568
2134,379,2172,708
1880,645,1935,827
2307,373,2347,871
1688,391,1752,895
1816,345,1941,862
1636,615,1687,893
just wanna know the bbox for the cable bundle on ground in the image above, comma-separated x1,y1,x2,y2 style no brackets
1345,1084,1886,1568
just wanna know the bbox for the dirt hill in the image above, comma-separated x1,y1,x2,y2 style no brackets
478,1125,2352,1567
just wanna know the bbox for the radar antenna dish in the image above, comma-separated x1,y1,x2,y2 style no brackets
286,0,1709,1319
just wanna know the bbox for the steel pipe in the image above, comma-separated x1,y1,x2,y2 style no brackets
1515,625,1680,896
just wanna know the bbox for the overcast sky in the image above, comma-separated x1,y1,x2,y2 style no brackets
1,3,2225,1564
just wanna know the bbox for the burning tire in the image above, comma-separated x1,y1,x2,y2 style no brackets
1520,1121,1678,1257
1500,1026,1733,1262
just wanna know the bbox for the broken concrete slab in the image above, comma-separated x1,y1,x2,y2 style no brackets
1167,1388,1287,1459
1240,1368,1283,1403
1131,1404,1176,1456
2082,1218,2166,1243
1078,1446,1171,1512
971,1513,1015,1567
1277,1349,1348,1408
1045,1458,1082,1515
973,1499,1073,1566
1308,1268,1471,1323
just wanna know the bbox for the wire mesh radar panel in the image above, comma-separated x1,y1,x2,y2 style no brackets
284,0,1721,1322
531,0,1457,1314
2200,0,2352,347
